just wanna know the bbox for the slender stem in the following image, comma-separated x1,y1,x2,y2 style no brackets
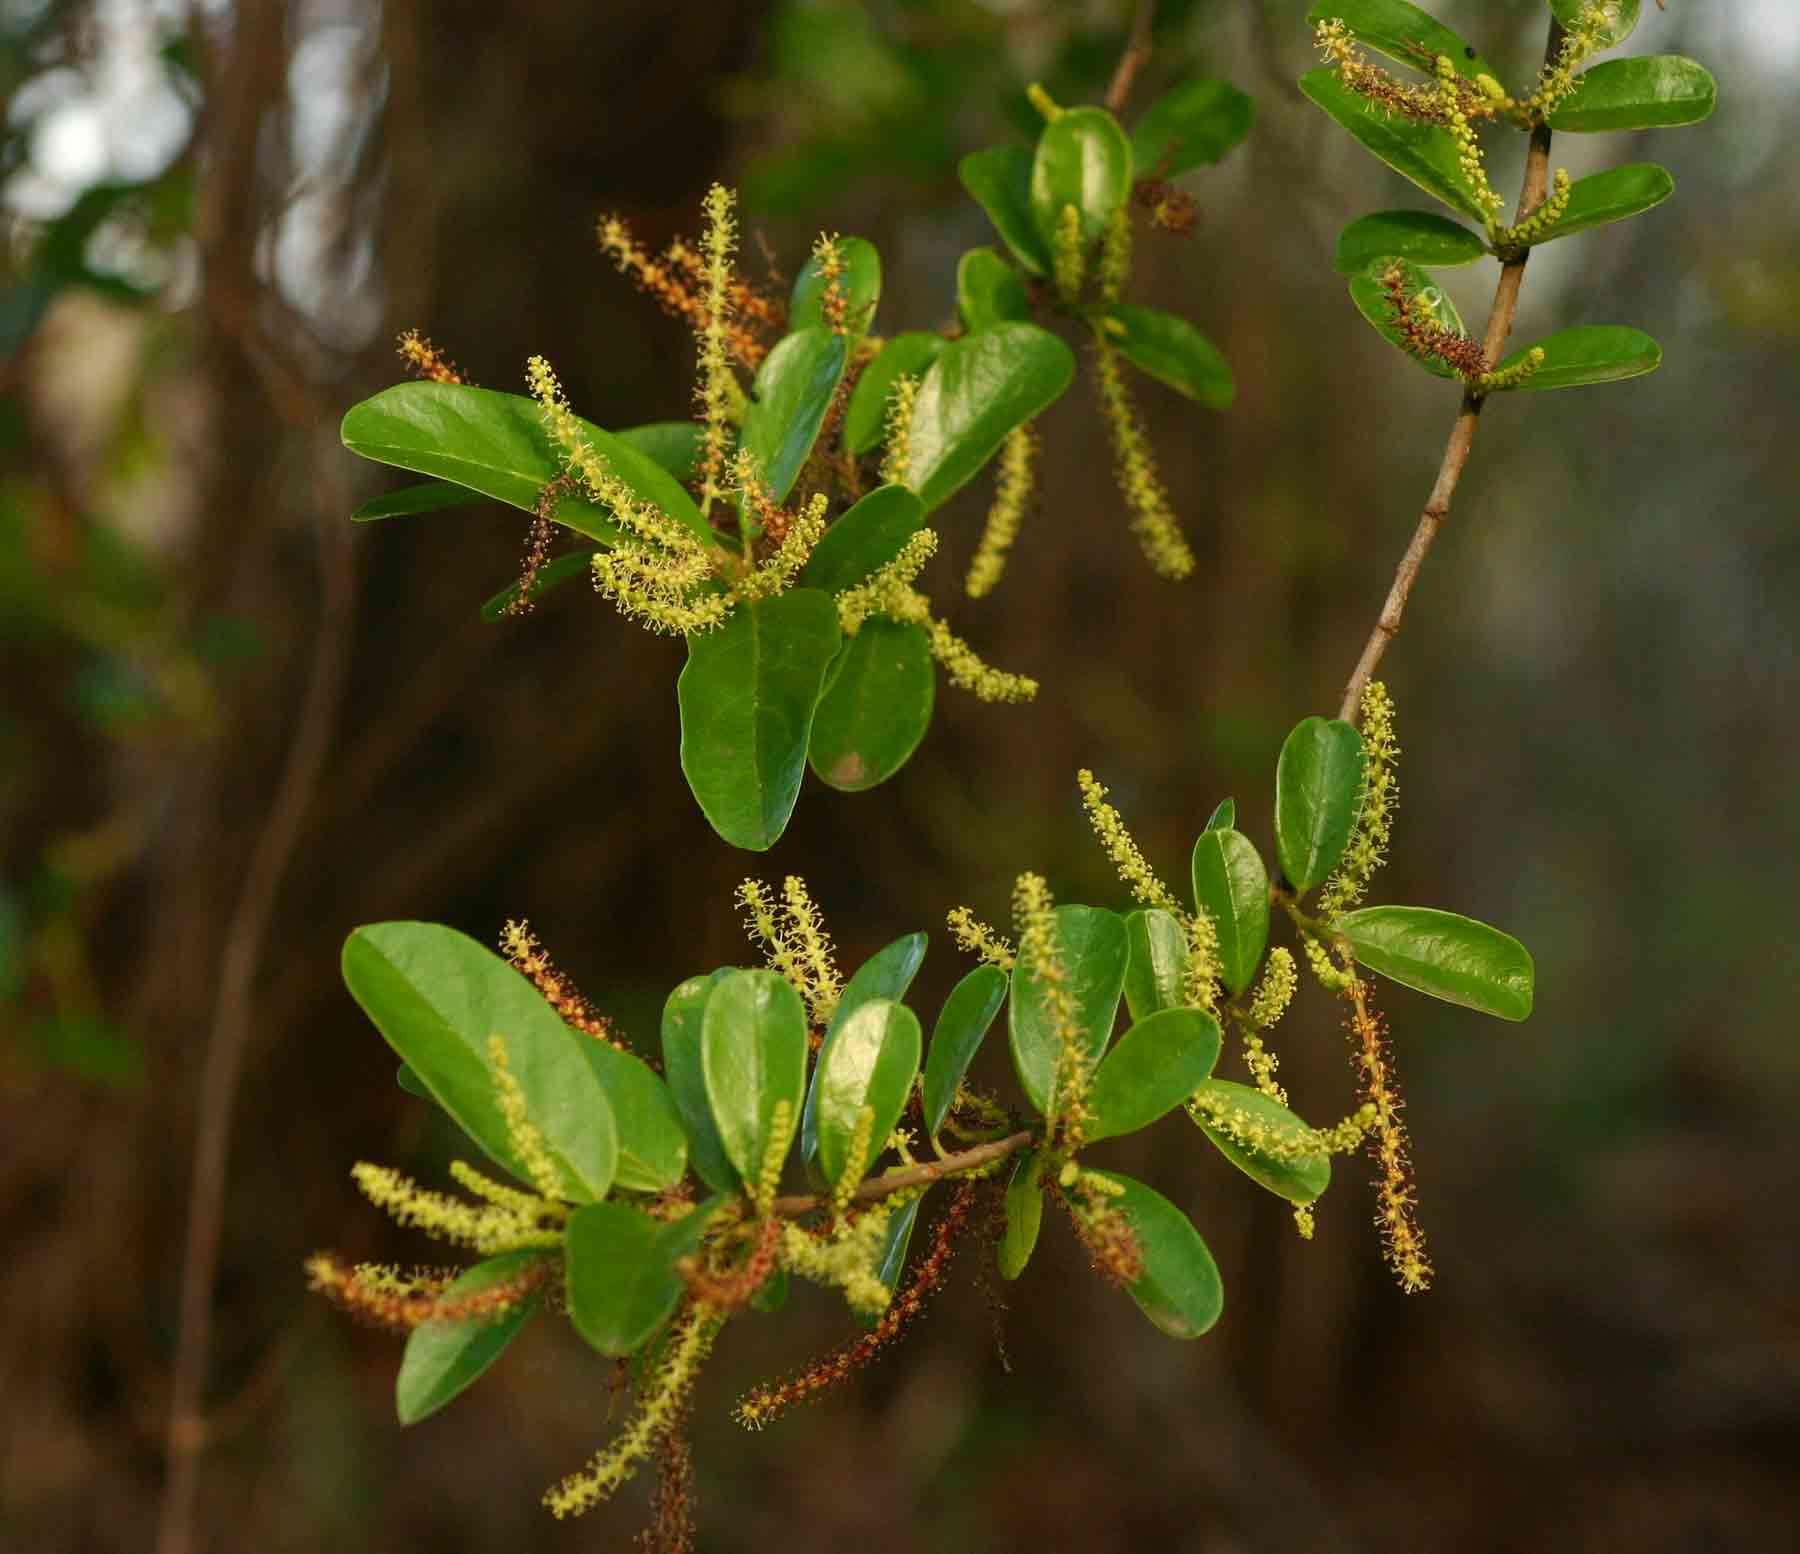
1336,18,1564,724
1105,0,1156,116
769,1130,1035,1217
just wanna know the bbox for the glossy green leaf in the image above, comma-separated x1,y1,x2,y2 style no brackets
340,383,710,546
956,247,1030,334
808,619,934,792
1305,0,1498,83
1031,105,1133,252
1333,210,1486,275
739,327,851,505
395,1062,432,1100
998,1150,1044,1280
1190,1079,1331,1204
578,1042,688,1193
1090,1170,1223,1338
1348,258,1465,379
660,971,738,1194
1274,717,1366,893
1298,70,1488,223
616,420,704,481
1009,904,1128,1116
566,1198,719,1357
1130,79,1253,176
1122,908,1189,1022
395,1251,546,1424
1529,163,1673,246
814,998,922,1186
1097,304,1234,410
1551,0,1638,47
1549,56,1716,132
352,481,481,522
921,964,1008,1136
1335,904,1534,1020
844,334,946,456
801,932,929,1166
1086,1007,1221,1143
903,323,1075,513
799,484,924,594
865,1198,921,1319
790,235,881,335
700,969,810,1188
676,588,842,851
1190,828,1270,997
1496,324,1661,391
1203,798,1235,832
479,549,598,622
342,922,618,1201
958,144,1051,276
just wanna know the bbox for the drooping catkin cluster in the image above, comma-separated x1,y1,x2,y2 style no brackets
1319,679,1400,918
693,184,739,514
735,875,842,1029
1092,338,1196,579
1242,947,1298,1101
396,329,466,385
1012,872,1093,1146
946,905,1016,970
965,422,1037,599
304,1253,553,1332
733,1183,978,1430
501,917,622,1045
1346,977,1431,1293
779,1199,898,1316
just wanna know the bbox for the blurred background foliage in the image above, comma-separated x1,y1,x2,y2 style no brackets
1,0,1795,1549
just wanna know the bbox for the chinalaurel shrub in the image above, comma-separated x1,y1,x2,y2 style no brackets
315,2,1713,1539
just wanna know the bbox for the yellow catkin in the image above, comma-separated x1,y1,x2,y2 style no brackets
448,1160,562,1220
694,184,739,515
1320,680,1401,918
1099,204,1131,304
781,875,842,1027
946,906,1015,970
1076,769,1182,914
1477,347,1547,394
736,877,808,995
779,1202,897,1317
544,1303,721,1518
1242,946,1297,1101
1013,872,1090,1145
1052,202,1086,301
753,1100,795,1218
732,492,827,603
487,1035,563,1202
835,529,938,634
880,372,919,486
349,1163,560,1254
965,422,1036,599
1092,340,1194,579
1525,4,1616,118
810,232,849,333
831,1105,877,1213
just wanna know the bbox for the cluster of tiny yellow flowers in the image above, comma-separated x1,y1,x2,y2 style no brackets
1525,3,1616,119
349,1162,564,1255
1052,203,1086,302
488,1035,565,1200
1434,56,1505,222
1242,947,1299,1101
945,905,1016,970
753,1100,796,1218
879,371,918,487
735,876,843,1028
1319,679,1400,918
1092,338,1196,580
694,183,739,514
1013,871,1092,1146
831,1106,878,1211
1099,204,1132,305
1497,167,1573,253
779,1201,900,1316
1346,977,1431,1292
966,422,1037,599
1187,1091,1339,1165
810,232,850,334
1476,346,1547,393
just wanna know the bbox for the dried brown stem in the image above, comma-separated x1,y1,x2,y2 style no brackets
768,1130,1034,1217
1105,1,1156,116
1336,18,1564,724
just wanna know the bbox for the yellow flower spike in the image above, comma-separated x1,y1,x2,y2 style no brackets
349,1162,560,1254
1012,872,1092,1146
1092,339,1195,580
488,1035,564,1202
1249,945,1298,1030
694,183,740,516
946,906,1016,970
590,547,731,636
448,1160,564,1221
732,493,828,604
966,421,1036,599
831,1105,877,1215
735,877,809,999
777,1201,898,1317
780,874,842,1027
835,528,938,635
1526,3,1617,119
1052,203,1086,302
1476,346,1547,394
1293,1206,1316,1240
880,372,919,487
753,1099,795,1218
1099,204,1132,305
1345,977,1432,1294
1077,768,1183,914
810,232,849,334
1182,908,1222,1016
1320,680,1401,917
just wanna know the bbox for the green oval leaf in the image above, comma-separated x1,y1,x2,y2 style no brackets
740,327,851,505
1333,210,1487,276
1122,908,1189,1022
1348,258,1465,379
1548,56,1716,132
958,144,1051,276
340,383,709,546
1298,69,1487,223
1129,79,1253,177
616,419,705,481
1031,105,1133,252
1190,1079,1331,1204
815,998,922,1186
957,247,1030,334
480,549,598,622
799,483,924,594
903,323,1076,513
1495,324,1661,391
1203,798,1235,832
700,969,810,1187
577,1042,688,1193
676,587,842,851
352,480,482,523
1528,163,1674,246
1305,0,1499,82
1334,904,1534,1020
863,1197,921,1323
566,1198,719,1357
998,1150,1044,1281
921,964,1008,1136
1096,303,1234,410
660,971,738,1195
395,1251,547,1425
342,922,618,1201
808,619,934,793
790,235,882,335
1008,904,1128,1116
844,334,945,456
1091,1170,1223,1339
1274,717,1366,893
1086,1007,1222,1144
801,932,929,1166
396,1062,433,1100
1551,0,1639,47
1190,828,1270,998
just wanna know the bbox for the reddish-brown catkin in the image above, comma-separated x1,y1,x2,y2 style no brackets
1345,977,1432,1292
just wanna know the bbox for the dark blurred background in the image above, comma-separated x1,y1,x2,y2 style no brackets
2,1,1795,1550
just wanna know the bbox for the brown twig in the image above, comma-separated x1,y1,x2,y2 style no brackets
1104,1,1156,116
768,1130,1034,1217
1336,17,1565,724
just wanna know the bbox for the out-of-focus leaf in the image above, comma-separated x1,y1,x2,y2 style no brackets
1096,304,1234,409
1130,80,1253,176
998,1150,1044,1280
790,236,881,334
1030,106,1133,251
957,247,1030,334
959,144,1051,275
